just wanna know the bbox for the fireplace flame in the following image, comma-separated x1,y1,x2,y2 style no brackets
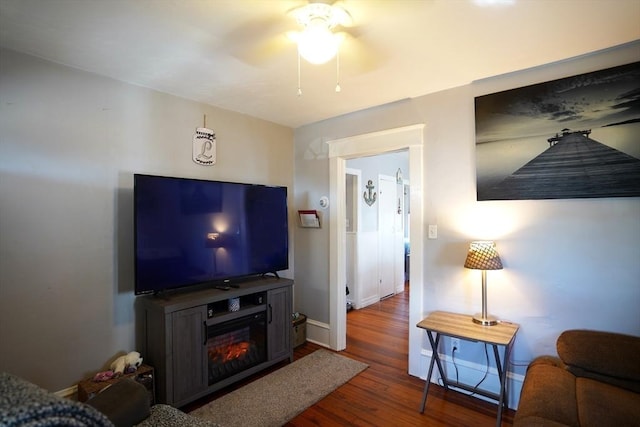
209,341,250,363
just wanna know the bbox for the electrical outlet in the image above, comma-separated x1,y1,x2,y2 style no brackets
451,338,461,353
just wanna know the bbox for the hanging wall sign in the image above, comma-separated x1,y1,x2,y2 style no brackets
193,127,216,166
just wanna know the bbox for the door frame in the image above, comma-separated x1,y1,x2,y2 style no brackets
327,124,424,377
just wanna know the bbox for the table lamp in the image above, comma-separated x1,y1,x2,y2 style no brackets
464,241,503,326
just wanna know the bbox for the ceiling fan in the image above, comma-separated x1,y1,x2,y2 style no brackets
289,2,352,65
224,1,379,74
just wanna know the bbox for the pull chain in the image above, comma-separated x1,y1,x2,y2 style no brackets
297,51,302,96
335,48,341,93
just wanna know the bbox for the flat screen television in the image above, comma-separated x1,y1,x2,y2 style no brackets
134,174,289,295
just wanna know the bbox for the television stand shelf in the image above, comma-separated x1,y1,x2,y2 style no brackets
136,276,293,407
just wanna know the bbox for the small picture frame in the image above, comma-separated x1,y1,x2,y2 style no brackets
298,210,320,228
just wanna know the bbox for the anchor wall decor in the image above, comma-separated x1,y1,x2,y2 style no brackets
363,179,377,206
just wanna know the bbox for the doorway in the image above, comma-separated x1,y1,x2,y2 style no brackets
345,163,406,309
327,124,424,378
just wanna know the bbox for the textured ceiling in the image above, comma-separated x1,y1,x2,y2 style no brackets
1,0,639,128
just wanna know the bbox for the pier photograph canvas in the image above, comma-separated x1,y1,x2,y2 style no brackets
474,61,640,201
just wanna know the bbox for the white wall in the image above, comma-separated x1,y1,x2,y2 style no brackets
348,151,408,232
0,48,293,391
293,42,640,407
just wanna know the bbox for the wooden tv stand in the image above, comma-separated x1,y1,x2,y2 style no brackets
137,276,293,407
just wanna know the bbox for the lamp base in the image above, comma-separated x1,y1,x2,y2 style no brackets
472,314,499,326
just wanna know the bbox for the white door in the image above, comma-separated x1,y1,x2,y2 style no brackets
345,169,360,308
378,175,399,299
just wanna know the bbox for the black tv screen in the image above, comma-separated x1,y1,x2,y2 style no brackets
134,174,288,294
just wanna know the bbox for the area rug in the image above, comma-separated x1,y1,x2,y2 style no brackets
190,349,368,427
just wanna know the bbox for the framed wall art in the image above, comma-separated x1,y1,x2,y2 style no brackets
474,61,640,201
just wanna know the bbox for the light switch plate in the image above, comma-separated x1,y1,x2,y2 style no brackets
428,224,437,239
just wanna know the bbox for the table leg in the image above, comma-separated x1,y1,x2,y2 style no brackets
495,343,512,427
419,332,442,413
492,345,502,382
429,333,448,390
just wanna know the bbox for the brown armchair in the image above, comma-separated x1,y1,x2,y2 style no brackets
514,329,640,426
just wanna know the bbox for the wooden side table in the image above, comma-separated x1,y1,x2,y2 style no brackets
417,311,519,427
77,364,155,405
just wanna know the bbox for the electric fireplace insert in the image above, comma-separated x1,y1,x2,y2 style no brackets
206,311,267,385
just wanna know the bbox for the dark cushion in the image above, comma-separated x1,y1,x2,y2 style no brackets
557,330,640,393
86,378,150,427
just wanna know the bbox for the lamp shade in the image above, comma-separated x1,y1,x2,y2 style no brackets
464,241,503,270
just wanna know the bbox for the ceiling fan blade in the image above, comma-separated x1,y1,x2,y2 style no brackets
338,30,386,74
328,0,354,27
221,1,306,66
237,34,294,66
221,0,380,71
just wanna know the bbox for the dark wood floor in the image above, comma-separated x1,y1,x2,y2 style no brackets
186,284,516,425
285,285,515,426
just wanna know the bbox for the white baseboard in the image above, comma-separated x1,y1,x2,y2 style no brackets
359,295,380,308
419,348,524,409
305,318,330,348
54,384,78,400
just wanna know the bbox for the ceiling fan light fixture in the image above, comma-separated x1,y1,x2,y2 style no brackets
297,20,340,64
294,3,348,29
293,3,349,65
292,2,351,95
